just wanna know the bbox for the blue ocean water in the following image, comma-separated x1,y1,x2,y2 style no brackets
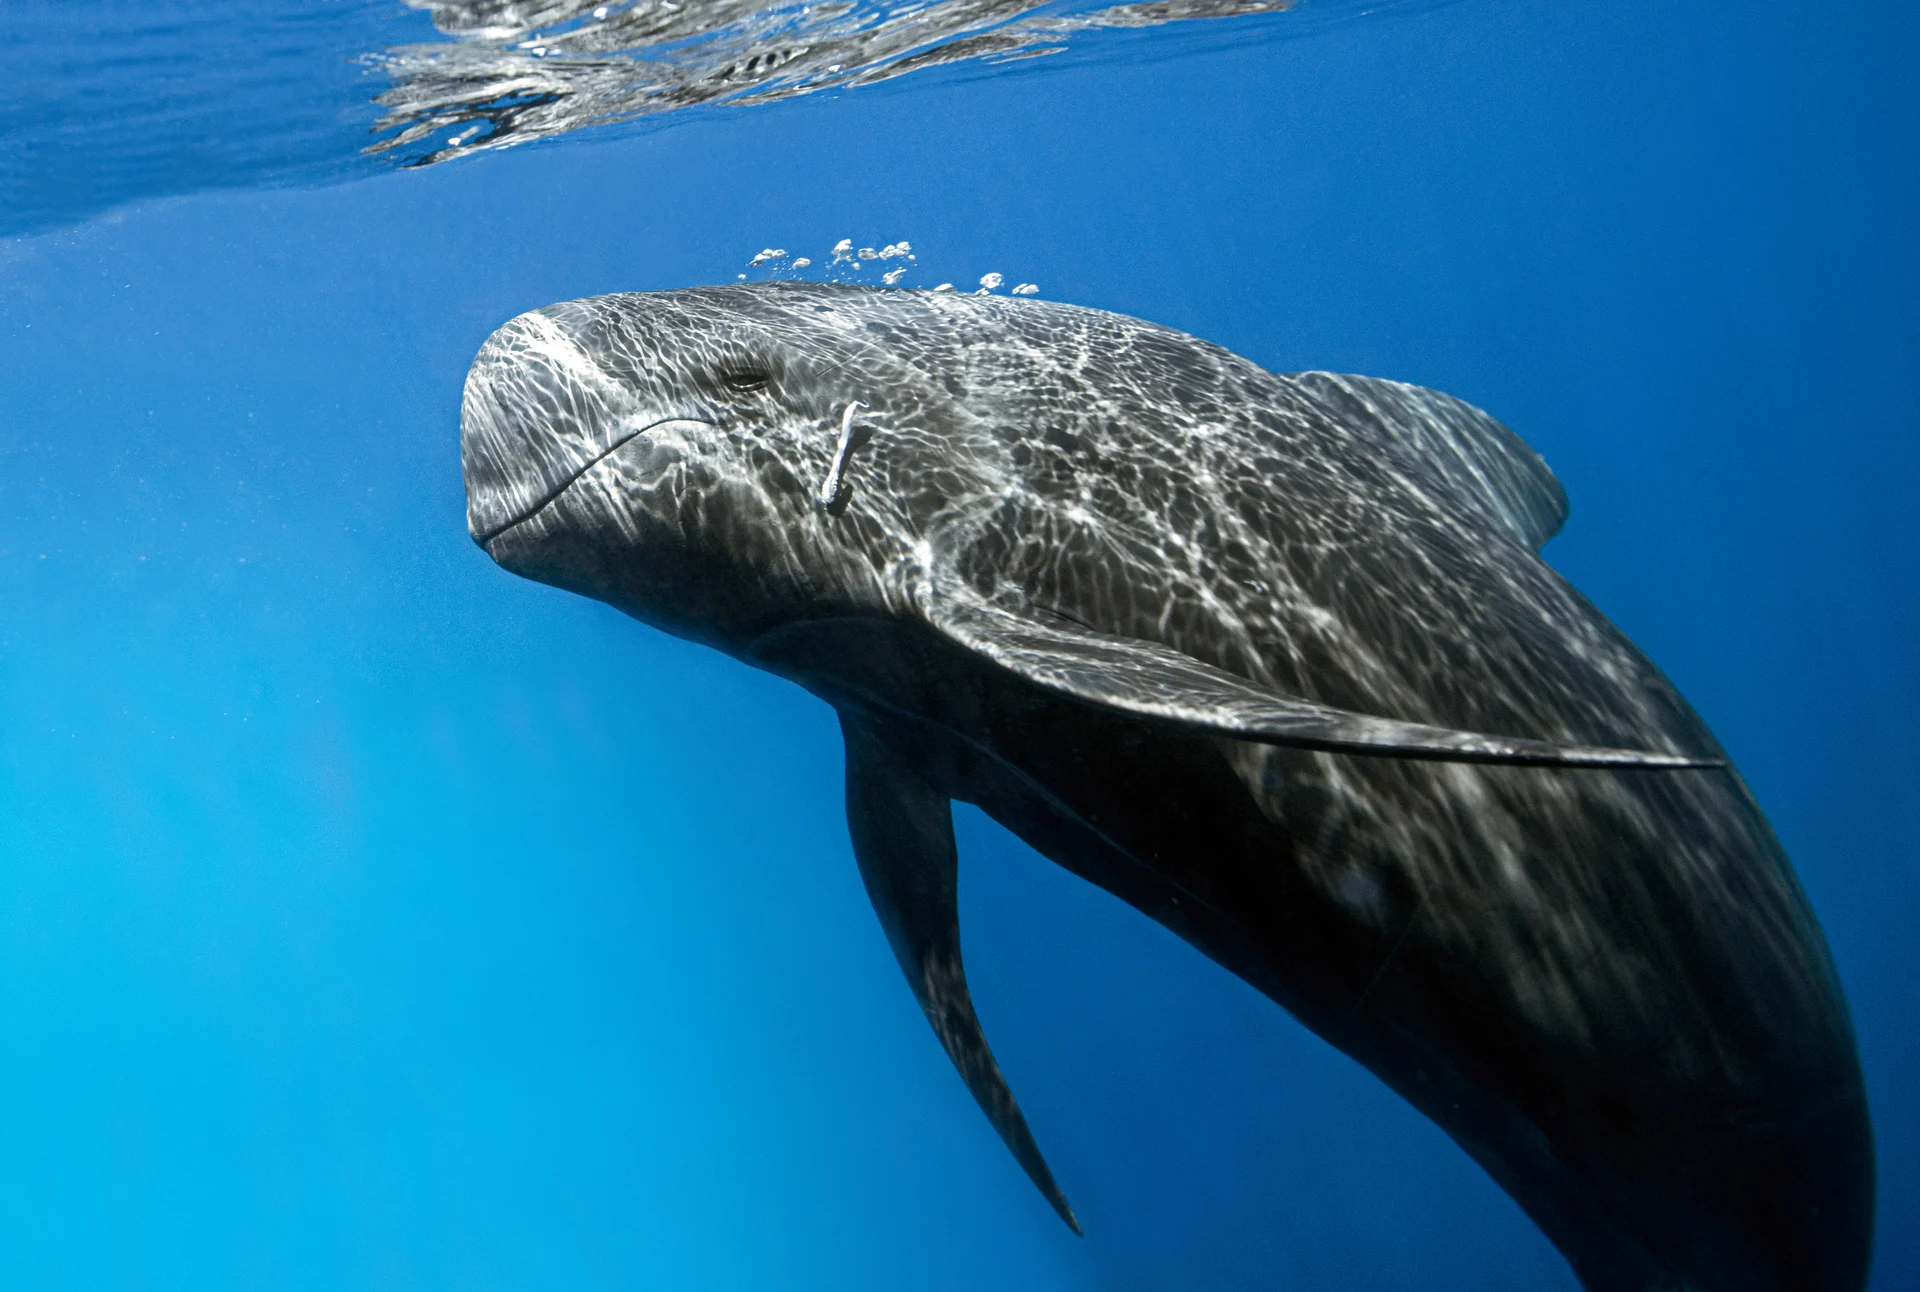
1,0,1914,1287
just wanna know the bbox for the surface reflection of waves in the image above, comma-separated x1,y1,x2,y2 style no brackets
369,0,1295,165
4,0,1406,238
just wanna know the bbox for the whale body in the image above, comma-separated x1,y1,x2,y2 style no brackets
459,282,1872,1291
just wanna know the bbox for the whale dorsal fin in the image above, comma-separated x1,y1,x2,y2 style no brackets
839,713,1082,1233
929,595,1720,769
1286,372,1569,551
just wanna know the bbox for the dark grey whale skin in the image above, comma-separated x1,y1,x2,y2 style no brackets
459,282,1872,1291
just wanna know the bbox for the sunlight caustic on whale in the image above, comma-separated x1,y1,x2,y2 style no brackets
460,282,1874,1292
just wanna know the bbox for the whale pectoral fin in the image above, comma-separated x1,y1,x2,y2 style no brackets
930,595,1723,770
839,712,1082,1234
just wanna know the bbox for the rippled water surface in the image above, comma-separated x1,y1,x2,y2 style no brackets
4,0,1394,236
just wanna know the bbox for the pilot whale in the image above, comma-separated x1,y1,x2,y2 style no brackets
459,282,1872,1291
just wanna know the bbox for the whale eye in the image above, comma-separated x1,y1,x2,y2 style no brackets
722,370,772,392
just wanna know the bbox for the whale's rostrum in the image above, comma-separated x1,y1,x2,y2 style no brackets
460,282,1872,1291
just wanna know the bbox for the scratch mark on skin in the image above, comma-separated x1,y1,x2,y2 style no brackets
819,399,869,514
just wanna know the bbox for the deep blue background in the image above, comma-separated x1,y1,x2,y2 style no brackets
2,0,1914,1287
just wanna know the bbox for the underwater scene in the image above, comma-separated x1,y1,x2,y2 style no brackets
2,0,1915,1288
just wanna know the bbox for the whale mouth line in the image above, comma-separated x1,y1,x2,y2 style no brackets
475,414,715,546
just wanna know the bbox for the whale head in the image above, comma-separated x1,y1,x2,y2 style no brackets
461,282,979,649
